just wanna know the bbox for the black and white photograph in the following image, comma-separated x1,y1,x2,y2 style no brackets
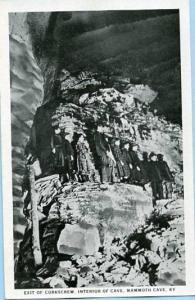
1,0,195,298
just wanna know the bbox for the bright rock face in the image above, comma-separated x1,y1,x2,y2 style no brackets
124,84,158,104
57,224,101,256
55,183,153,256
35,198,185,289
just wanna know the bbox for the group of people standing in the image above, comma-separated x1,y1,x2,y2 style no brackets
26,115,174,207
50,126,97,183
93,126,174,206
145,152,174,206
94,128,142,185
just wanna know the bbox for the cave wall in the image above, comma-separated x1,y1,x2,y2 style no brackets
9,14,45,254
9,10,182,255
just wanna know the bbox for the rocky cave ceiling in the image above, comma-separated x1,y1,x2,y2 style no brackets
25,10,181,124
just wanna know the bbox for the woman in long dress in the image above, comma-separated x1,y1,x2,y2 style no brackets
76,133,95,182
121,141,133,181
110,138,125,182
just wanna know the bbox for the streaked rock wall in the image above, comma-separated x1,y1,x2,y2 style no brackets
10,33,44,255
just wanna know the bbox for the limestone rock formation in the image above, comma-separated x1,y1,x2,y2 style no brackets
10,33,44,254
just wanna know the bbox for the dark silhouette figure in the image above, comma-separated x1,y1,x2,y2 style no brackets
63,136,74,182
141,152,150,184
148,152,163,206
157,154,174,199
51,127,66,180
128,144,144,186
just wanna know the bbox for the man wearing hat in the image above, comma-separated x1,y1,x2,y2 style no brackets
121,140,133,181
51,126,66,181
94,126,116,183
51,125,75,182
110,138,125,182
76,132,95,182
148,152,163,206
141,152,150,184
157,153,174,199
62,130,75,182
128,143,144,185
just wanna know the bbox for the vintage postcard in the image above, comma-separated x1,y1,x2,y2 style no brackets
0,0,195,299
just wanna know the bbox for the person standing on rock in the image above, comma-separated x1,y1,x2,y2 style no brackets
76,133,95,182
128,143,144,186
51,126,66,181
148,152,163,206
156,154,174,199
121,140,133,182
141,152,150,185
62,131,75,182
94,126,116,183
110,138,125,182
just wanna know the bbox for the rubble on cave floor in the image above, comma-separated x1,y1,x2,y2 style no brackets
15,190,185,289
48,198,185,288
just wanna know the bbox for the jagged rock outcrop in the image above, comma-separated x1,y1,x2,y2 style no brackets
14,67,184,289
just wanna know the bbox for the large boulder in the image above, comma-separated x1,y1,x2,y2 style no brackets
54,183,153,256
57,223,100,256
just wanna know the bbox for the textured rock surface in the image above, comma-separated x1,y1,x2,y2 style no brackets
10,11,181,123
15,197,185,288
29,11,181,123
10,33,44,254
55,182,153,256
